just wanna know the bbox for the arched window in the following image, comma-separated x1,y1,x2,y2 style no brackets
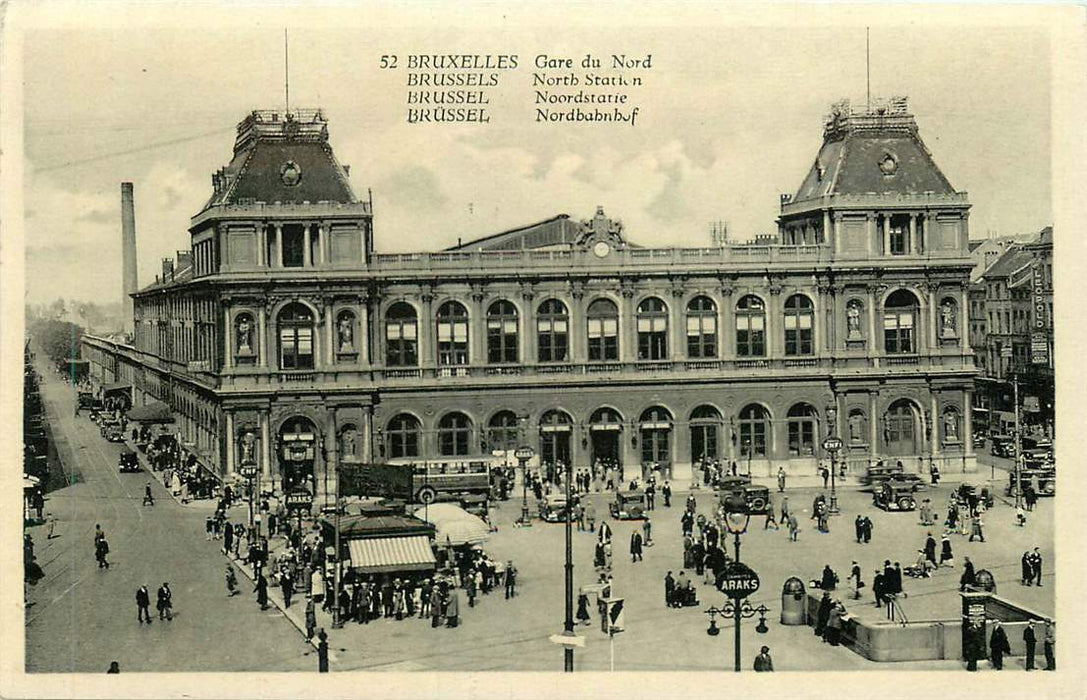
786,403,818,456
486,300,519,364
587,299,619,361
336,310,357,355
438,412,473,456
636,297,668,360
537,299,569,363
689,405,721,463
436,301,469,366
277,303,315,370
738,404,770,457
686,296,717,358
784,295,814,356
487,410,520,452
386,413,420,459
735,295,766,357
385,302,418,367
939,297,959,339
639,406,673,474
883,290,919,354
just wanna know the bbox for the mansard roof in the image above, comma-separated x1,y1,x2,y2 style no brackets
792,97,957,203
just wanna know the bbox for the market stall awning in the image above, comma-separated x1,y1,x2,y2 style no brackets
412,504,490,546
347,535,436,574
127,400,174,423
102,382,131,393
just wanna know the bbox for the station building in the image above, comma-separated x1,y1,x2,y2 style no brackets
82,97,978,498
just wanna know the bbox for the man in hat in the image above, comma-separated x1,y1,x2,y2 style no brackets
989,620,1011,670
504,561,517,599
1028,547,1043,587
630,530,643,563
754,646,774,672
135,585,152,624
156,582,173,621
1023,620,1038,671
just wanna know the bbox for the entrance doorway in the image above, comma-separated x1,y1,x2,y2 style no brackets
279,416,318,493
589,407,624,477
539,410,573,468
884,399,919,456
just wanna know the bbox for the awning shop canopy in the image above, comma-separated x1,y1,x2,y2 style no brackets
412,504,491,546
102,382,131,394
347,535,436,574
126,400,174,423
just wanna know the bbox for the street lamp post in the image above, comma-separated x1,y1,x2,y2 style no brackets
721,493,751,672
563,456,574,672
823,437,842,515
514,446,535,526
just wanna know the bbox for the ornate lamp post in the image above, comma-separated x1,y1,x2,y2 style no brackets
720,493,755,671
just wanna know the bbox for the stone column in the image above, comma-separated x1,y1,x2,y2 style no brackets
254,223,263,267
569,286,585,363
670,289,685,363
868,391,879,459
719,287,733,359
920,212,928,254
521,291,536,366
822,210,831,247
223,308,234,369
470,288,487,366
867,285,879,357
361,405,374,465
929,392,940,459
420,292,435,369
318,222,329,265
303,224,312,268
218,225,229,270
866,213,875,257
324,302,334,366
963,389,974,456
766,288,781,359
927,284,939,353
225,411,235,476
324,414,338,506
358,302,370,366
881,214,890,256
909,214,918,255
959,284,969,351
260,411,272,480
620,289,636,363
257,305,268,368
273,224,282,267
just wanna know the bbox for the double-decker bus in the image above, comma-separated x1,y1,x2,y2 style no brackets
343,457,503,505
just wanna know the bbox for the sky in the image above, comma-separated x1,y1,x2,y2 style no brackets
20,15,1051,305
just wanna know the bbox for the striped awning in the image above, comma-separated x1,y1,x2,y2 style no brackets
348,536,436,574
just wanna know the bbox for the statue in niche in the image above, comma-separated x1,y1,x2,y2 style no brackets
341,428,357,458
240,431,256,465
338,314,354,352
236,315,253,354
940,301,957,337
944,411,959,441
846,301,862,339
848,412,865,444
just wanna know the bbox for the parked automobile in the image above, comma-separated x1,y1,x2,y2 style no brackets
539,494,577,523
715,474,752,494
873,481,917,511
609,491,647,520
118,449,140,473
885,473,926,493
989,435,1015,458
738,484,772,514
972,432,987,449
862,463,904,489
1007,468,1056,497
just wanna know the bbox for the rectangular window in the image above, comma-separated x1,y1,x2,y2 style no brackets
438,322,469,365
588,318,618,361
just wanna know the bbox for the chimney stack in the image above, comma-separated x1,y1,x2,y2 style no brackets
121,182,138,337
176,250,193,272
162,257,175,282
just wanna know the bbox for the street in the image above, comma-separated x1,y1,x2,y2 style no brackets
24,365,315,673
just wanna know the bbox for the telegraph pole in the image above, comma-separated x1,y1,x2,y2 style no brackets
1012,374,1022,509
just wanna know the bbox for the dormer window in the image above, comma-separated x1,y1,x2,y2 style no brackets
878,153,898,176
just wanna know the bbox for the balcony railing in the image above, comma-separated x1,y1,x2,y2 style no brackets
280,370,317,382
885,355,921,366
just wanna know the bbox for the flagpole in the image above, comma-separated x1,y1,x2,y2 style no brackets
609,628,615,672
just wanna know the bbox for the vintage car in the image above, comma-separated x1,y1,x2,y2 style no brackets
118,448,140,473
989,435,1015,458
539,494,577,523
715,474,752,494
886,473,926,493
77,391,96,409
738,484,771,514
861,463,904,490
609,491,647,520
873,481,917,511
1007,468,1056,497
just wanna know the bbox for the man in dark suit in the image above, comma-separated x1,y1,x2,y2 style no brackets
1023,620,1037,671
989,621,1011,670
135,585,152,624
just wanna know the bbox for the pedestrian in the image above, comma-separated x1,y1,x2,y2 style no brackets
854,515,863,543
466,571,477,607
46,513,56,540
764,508,778,530
861,516,873,543
924,533,938,569
205,514,214,541
1020,551,1033,586
143,483,155,507
940,535,954,567
642,517,653,546
872,569,885,608
959,557,976,592
814,591,832,638
1015,505,1027,527
779,496,789,523
662,481,672,507
645,482,655,510
430,585,443,628
95,536,110,569
225,564,238,596
280,570,293,609
597,521,612,545
754,646,774,672
1029,547,1043,587
106,661,120,674
989,621,1011,670
305,598,317,639
849,562,863,600
820,564,839,591
969,515,985,542
1043,620,1055,670
821,466,829,489
255,572,268,610
630,531,643,563
826,601,844,646
1023,620,1037,671
156,582,173,621
777,467,786,493
576,592,591,625
445,587,460,628
788,514,799,541
136,585,152,624
504,560,517,598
